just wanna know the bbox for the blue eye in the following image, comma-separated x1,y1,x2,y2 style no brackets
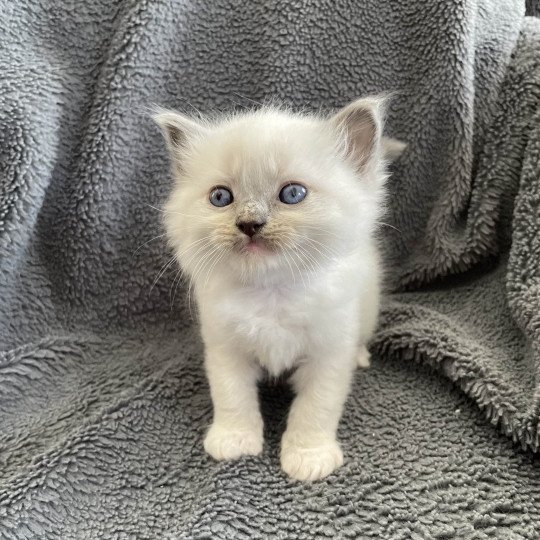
279,183,307,205
209,186,233,207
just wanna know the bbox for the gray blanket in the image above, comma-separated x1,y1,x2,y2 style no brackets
1,0,539,538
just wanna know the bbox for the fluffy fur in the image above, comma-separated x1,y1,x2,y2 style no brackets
155,98,400,481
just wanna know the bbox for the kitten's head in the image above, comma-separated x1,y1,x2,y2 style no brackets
155,98,399,285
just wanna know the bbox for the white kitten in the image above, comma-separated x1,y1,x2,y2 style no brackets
155,98,399,482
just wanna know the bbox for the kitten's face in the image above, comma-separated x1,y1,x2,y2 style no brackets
157,103,387,285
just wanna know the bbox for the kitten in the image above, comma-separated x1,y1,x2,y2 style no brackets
155,98,403,482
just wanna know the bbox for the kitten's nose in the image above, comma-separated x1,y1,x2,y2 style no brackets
236,220,266,238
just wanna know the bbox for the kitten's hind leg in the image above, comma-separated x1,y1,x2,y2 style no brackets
356,345,371,369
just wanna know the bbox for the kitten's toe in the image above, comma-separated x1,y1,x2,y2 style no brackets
204,423,263,461
280,435,343,482
356,346,371,368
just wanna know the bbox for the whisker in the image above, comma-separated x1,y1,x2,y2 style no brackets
185,244,215,318
288,232,337,262
375,221,402,233
181,241,215,272
232,91,264,107
203,247,228,290
200,247,223,289
145,204,207,221
294,242,322,275
186,277,195,320
299,234,337,252
132,233,166,256
150,257,176,292
287,246,307,290
300,237,337,259
152,236,215,309
170,268,185,309
301,225,341,239
188,245,221,300
174,235,215,259
190,244,221,286
281,249,297,287
288,247,311,302
302,240,336,262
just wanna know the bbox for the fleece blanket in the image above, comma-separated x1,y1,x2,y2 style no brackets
1,0,539,537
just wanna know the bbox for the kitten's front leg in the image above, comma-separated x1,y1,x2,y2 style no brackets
281,350,356,482
203,344,264,460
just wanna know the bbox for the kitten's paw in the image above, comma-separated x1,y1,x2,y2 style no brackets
356,346,371,368
204,423,263,461
280,435,343,482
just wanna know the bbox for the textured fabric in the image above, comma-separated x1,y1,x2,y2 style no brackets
1,1,539,538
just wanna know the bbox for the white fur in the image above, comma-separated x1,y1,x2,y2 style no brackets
155,98,396,481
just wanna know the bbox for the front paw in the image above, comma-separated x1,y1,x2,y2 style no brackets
204,423,263,461
280,433,344,482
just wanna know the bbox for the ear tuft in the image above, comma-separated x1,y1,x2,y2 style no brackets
153,109,206,161
381,137,407,161
329,97,386,172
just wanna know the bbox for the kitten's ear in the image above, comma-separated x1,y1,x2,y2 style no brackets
329,97,385,173
153,109,206,164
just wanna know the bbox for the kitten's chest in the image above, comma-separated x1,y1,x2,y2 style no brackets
217,286,310,375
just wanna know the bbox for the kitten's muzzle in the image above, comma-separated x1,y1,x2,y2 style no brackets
236,220,266,238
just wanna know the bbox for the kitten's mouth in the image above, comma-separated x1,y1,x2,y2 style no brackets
240,237,271,255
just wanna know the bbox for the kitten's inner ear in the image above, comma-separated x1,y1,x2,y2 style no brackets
329,98,384,172
153,110,206,163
